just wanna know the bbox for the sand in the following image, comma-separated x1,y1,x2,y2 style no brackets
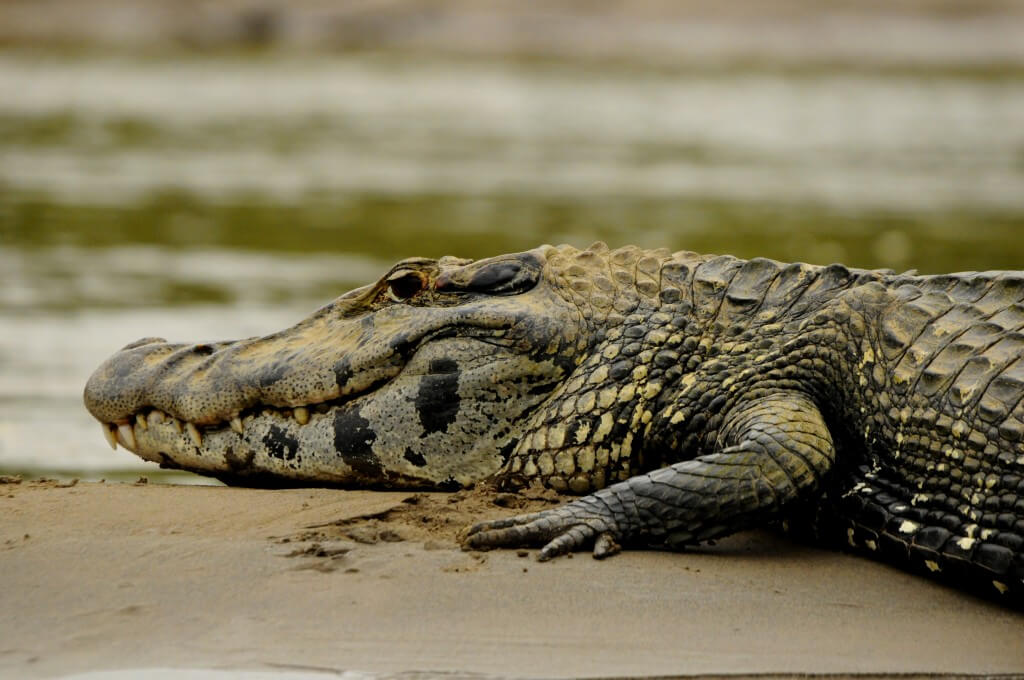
1,479,1022,679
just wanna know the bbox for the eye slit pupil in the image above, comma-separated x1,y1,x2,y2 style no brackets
387,272,424,301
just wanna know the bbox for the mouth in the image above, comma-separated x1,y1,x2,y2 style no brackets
97,379,388,454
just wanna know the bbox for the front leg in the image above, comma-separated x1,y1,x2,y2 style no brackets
465,391,835,559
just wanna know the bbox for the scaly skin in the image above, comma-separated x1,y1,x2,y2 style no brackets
84,243,1024,605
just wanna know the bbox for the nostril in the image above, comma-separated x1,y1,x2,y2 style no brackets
120,337,168,351
194,344,215,356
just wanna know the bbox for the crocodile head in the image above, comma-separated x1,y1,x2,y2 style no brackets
84,245,593,488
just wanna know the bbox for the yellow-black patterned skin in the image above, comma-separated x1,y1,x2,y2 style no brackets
85,243,1024,605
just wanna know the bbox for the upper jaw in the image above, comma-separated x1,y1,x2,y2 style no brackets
85,338,374,456
84,299,434,425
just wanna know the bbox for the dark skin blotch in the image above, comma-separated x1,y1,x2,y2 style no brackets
262,424,299,461
333,408,384,478
497,439,517,464
404,448,427,467
416,359,461,434
334,359,353,389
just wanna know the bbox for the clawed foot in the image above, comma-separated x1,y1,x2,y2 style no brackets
464,498,623,561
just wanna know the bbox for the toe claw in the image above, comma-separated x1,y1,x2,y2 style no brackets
593,532,622,559
538,526,590,561
537,537,566,561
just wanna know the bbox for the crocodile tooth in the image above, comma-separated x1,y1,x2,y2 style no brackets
171,417,183,433
230,417,244,434
117,423,137,450
136,413,148,431
148,410,165,426
293,406,309,425
102,424,118,450
185,422,203,448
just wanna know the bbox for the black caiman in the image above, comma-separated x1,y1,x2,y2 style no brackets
84,243,1024,604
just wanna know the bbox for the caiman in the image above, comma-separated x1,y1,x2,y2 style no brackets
83,243,1024,604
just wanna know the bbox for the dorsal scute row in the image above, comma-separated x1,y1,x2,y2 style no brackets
894,270,1024,307
546,246,1024,346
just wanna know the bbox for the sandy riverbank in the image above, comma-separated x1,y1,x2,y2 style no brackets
1,479,1022,678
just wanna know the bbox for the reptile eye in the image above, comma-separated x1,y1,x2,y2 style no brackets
386,271,426,302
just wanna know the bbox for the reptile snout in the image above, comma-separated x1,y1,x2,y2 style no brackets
86,339,178,423
84,337,244,425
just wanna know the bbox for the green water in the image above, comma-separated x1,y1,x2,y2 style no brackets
2,51,1022,479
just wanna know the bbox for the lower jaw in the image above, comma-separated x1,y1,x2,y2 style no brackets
119,408,360,484
114,406,477,489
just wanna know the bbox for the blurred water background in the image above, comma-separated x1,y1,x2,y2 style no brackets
1,0,1023,481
